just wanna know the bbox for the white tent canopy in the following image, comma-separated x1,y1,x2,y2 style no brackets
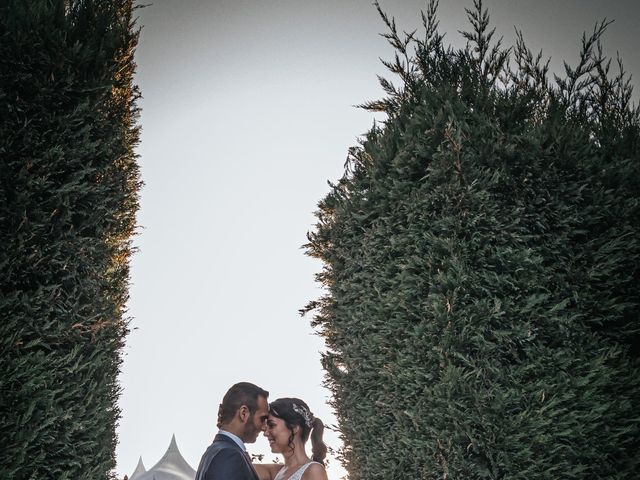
130,435,195,480
129,457,146,480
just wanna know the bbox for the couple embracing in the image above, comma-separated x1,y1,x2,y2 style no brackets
195,382,329,480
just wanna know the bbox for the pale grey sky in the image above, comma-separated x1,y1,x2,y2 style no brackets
116,1,639,478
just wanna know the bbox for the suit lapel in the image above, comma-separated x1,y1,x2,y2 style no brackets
214,434,260,480
242,450,261,480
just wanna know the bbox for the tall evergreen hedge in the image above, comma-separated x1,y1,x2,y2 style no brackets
306,1,639,479
0,1,140,478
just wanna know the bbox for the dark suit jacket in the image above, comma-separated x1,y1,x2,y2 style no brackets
195,434,260,480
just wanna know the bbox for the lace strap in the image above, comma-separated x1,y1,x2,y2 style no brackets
289,462,321,480
274,462,321,480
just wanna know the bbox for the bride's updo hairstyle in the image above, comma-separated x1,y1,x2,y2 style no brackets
268,397,327,464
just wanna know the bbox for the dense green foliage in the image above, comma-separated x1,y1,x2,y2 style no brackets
306,1,640,479
0,1,140,478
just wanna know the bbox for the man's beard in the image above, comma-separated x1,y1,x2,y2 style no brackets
242,413,258,443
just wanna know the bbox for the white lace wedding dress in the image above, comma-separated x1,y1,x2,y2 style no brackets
273,461,322,480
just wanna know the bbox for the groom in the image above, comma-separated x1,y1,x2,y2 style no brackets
195,382,269,480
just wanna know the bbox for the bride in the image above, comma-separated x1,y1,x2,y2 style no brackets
254,398,328,480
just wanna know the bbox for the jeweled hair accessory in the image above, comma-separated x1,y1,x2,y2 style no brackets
292,403,314,428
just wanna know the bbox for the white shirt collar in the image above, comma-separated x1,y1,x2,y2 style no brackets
218,430,246,451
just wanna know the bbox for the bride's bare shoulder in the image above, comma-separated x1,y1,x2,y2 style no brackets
302,462,328,480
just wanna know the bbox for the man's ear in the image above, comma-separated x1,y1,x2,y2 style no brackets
238,405,250,423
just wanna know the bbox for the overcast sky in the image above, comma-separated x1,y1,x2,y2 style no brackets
116,1,639,478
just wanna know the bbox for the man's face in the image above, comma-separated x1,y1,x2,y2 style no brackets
242,395,269,444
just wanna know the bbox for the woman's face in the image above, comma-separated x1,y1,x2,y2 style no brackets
264,414,294,454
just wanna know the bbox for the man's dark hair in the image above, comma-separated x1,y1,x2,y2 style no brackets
217,382,269,428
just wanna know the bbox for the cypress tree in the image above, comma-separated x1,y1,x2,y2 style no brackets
0,1,140,478
305,1,639,479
